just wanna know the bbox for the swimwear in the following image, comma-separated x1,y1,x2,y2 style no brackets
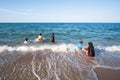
88,46,95,57
78,44,83,50
24,41,28,44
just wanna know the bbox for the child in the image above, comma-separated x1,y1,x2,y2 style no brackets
77,41,83,56
24,38,28,44
84,42,95,57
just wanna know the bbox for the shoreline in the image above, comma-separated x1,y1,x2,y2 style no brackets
95,67,120,80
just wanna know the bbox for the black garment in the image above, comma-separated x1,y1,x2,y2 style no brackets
52,35,55,44
88,46,95,57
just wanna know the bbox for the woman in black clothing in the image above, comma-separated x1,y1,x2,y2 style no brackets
84,42,95,57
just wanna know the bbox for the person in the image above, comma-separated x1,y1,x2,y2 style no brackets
77,41,83,56
37,33,43,43
51,33,55,44
84,42,95,57
24,38,28,44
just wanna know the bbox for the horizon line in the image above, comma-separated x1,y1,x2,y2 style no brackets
0,22,120,23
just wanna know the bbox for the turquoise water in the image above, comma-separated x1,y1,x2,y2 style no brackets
0,23,120,80
0,23,120,46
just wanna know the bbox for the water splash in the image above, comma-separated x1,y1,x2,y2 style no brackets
105,45,120,52
0,44,77,53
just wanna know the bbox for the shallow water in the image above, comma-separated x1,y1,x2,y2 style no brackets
0,23,120,46
0,23,120,80
0,45,120,80
0,50,99,80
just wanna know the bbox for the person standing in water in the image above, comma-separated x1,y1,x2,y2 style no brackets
24,38,28,44
77,41,83,56
37,33,43,43
51,33,55,44
84,42,95,57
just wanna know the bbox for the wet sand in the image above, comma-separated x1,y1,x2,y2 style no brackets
0,50,99,80
95,67,120,80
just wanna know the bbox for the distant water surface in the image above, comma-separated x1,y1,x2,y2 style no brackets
0,23,120,46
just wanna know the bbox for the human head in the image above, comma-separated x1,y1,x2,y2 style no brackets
25,38,28,41
80,41,83,44
88,42,93,47
39,33,42,35
52,33,54,35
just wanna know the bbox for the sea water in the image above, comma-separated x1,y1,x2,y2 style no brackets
0,23,120,80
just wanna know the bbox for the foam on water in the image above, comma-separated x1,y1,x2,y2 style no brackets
1,44,120,53
105,45,120,52
0,44,77,53
95,65,120,70
31,55,41,80
1,43,120,70
1,44,120,80
96,45,120,53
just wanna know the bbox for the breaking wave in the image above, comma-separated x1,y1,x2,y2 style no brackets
0,44,77,53
1,44,120,80
0,44,120,53
105,45,120,52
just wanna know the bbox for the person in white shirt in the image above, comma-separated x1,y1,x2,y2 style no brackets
24,38,28,44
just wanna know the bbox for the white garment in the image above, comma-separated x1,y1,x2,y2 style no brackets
24,41,28,44
38,35,42,39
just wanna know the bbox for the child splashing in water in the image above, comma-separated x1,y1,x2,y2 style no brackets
77,41,83,57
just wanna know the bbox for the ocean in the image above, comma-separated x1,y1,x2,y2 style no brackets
0,23,120,80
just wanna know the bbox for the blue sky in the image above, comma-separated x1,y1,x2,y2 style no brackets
0,0,120,22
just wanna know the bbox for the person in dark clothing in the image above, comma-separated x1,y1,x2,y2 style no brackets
51,33,55,44
84,42,95,57
24,38,28,44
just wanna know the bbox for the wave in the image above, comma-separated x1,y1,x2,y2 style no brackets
105,45,120,52
0,44,77,53
0,44,120,53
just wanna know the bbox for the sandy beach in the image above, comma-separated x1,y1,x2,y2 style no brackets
95,67,120,80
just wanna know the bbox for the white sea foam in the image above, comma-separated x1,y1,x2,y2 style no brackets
0,44,77,53
0,44,120,53
105,45,120,52
96,45,120,52
95,65,120,70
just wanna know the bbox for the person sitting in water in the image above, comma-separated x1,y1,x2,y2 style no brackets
37,33,43,43
77,41,83,56
24,38,28,44
84,42,95,57
51,33,55,44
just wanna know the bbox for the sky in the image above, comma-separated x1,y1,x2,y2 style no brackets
0,0,120,22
